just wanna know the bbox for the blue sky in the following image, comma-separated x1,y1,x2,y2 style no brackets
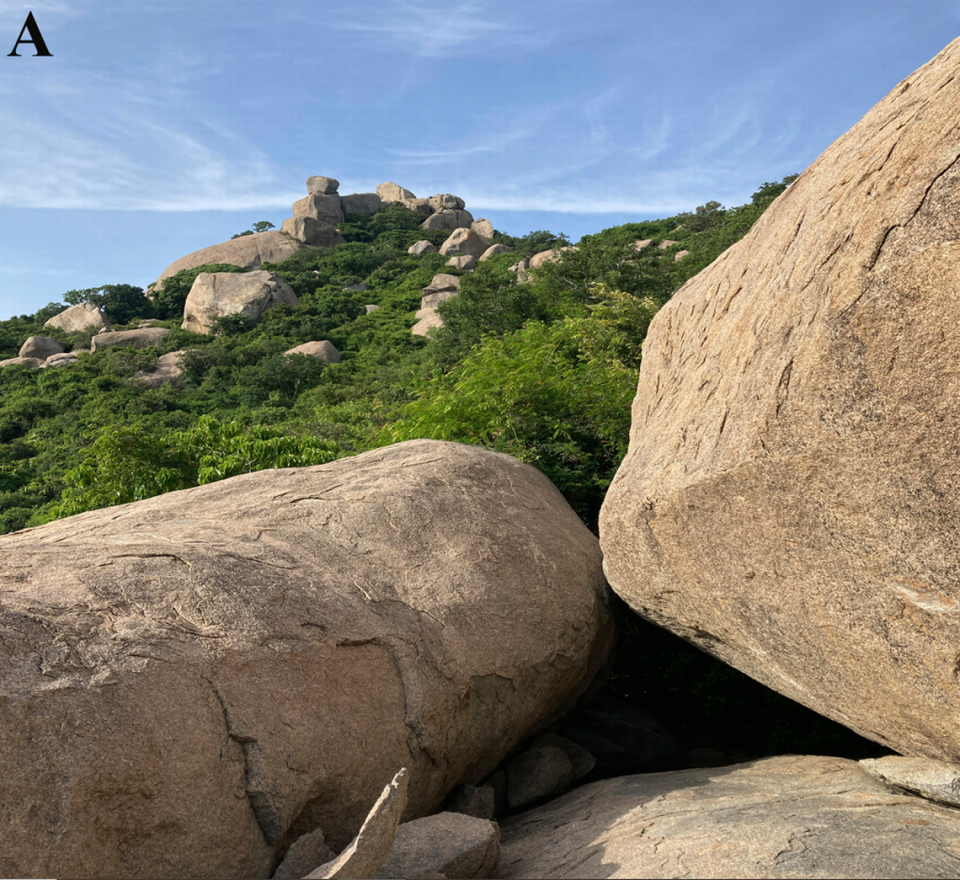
0,0,957,319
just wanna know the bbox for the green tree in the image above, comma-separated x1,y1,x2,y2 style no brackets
62,284,154,325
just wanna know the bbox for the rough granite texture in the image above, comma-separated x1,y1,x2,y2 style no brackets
0,439,613,879
599,36,960,761
499,755,960,879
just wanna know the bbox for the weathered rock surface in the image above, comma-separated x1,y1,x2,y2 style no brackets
500,755,960,879
861,756,960,808
293,191,344,226
90,327,171,353
132,350,186,387
285,340,341,363
440,229,490,261
408,239,438,255
182,270,298,335
18,336,64,360
273,826,335,879
307,176,340,195
44,301,112,333
471,219,494,242
428,194,466,211
305,769,408,880
377,182,416,203
281,216,345,248
600,37,960,762
153,232,305,290
376,813,500,880
0,439,613,879
341,193,384,216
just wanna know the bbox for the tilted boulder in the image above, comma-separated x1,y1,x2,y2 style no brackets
153,231,306,290
293,192,344,226
306,175,340,195
90,327,170,353
439,228,490,261
285,340,341,363
281,217,345,248
18,336,64,361
182,270,298,335
599,37,960,762
0,440,613,879
44,301,112,334
377,182,416,203
499,756,960,879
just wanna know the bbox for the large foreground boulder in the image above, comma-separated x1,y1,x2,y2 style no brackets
0,440,613,879
182,270,298,334
600,37,960,762
499,755,960,878
153,231,306,290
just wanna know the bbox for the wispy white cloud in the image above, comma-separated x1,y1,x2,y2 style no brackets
326,0,557,58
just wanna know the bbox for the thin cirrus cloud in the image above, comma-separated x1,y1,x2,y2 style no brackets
325,0,558,57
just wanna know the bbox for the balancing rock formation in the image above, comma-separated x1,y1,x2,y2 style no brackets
600,36,960,761
0,439,613,879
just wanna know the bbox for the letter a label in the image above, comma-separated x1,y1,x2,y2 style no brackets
9,12,52,57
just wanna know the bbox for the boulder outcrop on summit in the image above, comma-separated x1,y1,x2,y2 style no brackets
0,439,613,880
599,36,960,762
